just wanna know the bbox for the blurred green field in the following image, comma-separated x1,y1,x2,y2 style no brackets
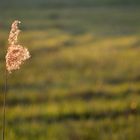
0,1,140,140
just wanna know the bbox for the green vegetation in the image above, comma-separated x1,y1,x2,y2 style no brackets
0,0,140,8
0,1,140,139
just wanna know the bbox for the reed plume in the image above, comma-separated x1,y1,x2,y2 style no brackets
2,20,30,140
6,20,30,73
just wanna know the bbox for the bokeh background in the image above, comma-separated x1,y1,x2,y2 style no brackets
0,0,140,139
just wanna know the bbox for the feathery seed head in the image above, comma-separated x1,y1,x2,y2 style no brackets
8,20,21,45
6,20,30,73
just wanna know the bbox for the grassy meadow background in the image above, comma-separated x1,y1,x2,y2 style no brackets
0,0,140,139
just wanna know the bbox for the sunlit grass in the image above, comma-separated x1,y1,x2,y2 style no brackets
0,5,140,140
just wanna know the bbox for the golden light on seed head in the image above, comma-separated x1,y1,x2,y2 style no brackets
6,20,30,73
8,20,21,45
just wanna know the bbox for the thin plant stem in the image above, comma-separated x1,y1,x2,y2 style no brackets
2,68,8,140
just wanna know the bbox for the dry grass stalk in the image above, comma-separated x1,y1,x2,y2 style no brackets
2,20,31,140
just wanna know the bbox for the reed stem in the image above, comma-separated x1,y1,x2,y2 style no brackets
2,68,8,140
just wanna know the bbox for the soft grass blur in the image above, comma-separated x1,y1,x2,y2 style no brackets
0,2,140,140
